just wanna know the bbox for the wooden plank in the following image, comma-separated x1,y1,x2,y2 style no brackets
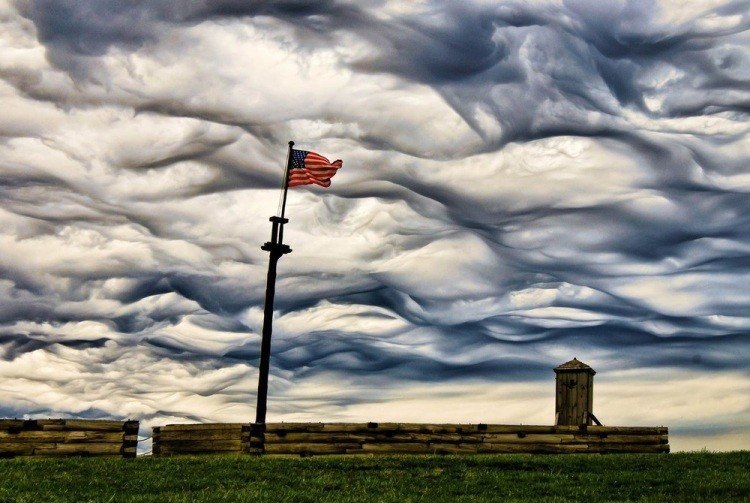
260,433,371,444
155,440,242,452
264,443,361,455
32,443,124,456
0,420,26,430
0,443,40,456
35,420,65,426
159,423,245,432
574,434,668,445
477,443,590,454
375,433,484,444
587,444,670,454
484,425,561,434
263,423,492,434
156,449,244,457
586,426,668,435
361,443,433,454
157,429,242,441
260,432,484,444
365,423,481,434
578,373,588,425
587,373,594,424
429,443,479,455
0,431,126,443
264,423,326,432
56,420,127,432
555,378,563,426
482,433,576,444
258,423,669,435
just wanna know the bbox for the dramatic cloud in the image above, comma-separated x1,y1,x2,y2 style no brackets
0,0,748,451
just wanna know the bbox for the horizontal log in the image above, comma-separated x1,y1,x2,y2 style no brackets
158,423,245,432
258,432,487,444
260,433,371,444
157,451,244,457
587,444,670,454
40,425,66,431
477,443,590,454
0,420,25,430
263,443,362,455
154,440,242,452
45,420,128,432
353,423,492,434
573,434,669,445
257,423,668,434
482,433,576,444
485,425,565,434
157,429,242,442
0,431,127,443
262,423,484,434
0,443,39,455
586,426,668,435
375,433,484,444
429,443,479,455
361,443,433,454
29,443,125,456
261,430,673,445
262,423,327,432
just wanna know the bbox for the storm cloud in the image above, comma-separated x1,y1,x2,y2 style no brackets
1,0,749,451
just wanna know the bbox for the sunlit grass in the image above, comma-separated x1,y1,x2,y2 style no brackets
1,452,748,502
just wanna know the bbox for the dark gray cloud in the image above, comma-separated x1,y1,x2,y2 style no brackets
0,0,749,450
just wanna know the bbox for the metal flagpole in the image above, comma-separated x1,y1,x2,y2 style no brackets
255,141,294,429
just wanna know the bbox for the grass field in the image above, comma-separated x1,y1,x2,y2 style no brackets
1,452,748,502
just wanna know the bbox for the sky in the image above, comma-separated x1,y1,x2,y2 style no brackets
0,0,748,453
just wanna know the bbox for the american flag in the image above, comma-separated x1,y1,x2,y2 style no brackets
288,149,343,188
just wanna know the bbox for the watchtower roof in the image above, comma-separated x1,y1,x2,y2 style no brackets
554,358,595,374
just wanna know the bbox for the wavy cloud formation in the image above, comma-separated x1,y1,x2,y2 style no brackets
1,0,749,450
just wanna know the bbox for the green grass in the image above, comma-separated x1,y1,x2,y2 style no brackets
0,452,748,502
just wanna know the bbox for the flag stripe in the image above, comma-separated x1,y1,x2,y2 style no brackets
288,149,342,189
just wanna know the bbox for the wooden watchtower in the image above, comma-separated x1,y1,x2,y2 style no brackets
554,358,599,426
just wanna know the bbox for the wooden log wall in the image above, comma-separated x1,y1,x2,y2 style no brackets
152,422,668,456
0,419,139,458
152,424,244,456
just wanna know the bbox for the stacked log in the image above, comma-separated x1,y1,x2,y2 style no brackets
152,423,244,456
152,422,668,457
241,423,669,456
0,419,139,458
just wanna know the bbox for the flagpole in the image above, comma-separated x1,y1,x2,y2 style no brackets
280,141,293,220
255,141,294,430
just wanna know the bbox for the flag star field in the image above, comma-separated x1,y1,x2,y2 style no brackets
0,0,748,451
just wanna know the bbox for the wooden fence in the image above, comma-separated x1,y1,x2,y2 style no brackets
152,422,668,456
0,419,139,458
152,423,243,456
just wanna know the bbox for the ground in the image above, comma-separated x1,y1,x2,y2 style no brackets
0,452,748,502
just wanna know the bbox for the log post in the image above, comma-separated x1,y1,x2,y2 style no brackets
554,358,596,426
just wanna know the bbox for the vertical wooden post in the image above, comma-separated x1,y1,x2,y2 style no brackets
554,358,596,426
